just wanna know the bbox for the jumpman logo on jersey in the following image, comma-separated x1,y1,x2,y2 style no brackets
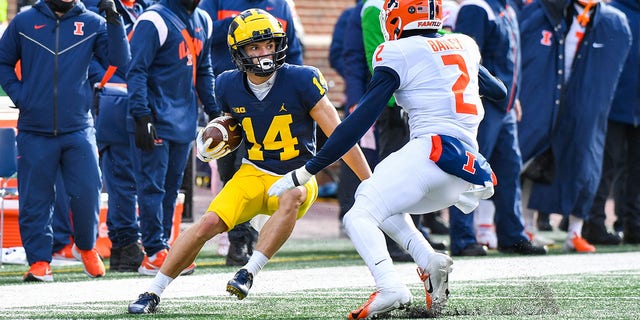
279,103,287,112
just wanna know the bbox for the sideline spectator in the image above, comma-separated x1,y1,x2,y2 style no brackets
84,0,152,272
450,0,547,256
518,0,631,252
127,9,371,313
0,0,130,281
584,0,640,245
126,0,216,275
198,0,304,267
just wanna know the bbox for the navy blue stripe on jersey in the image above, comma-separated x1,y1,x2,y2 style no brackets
306,66,400,174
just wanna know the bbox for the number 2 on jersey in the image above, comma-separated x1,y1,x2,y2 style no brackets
441,54,478,115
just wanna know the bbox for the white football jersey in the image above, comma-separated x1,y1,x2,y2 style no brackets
372,33,484,150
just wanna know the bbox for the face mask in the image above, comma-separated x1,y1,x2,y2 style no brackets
48,0,75,14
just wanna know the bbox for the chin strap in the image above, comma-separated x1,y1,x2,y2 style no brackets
577,2,596,27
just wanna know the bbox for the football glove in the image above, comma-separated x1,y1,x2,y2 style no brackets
268,166,313,197
195,126,231,162
134,115,158,151
98,0,121,25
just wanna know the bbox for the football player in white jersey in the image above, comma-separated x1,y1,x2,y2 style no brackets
269,0,507,318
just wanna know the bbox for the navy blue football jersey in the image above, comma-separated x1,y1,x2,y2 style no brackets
215,63,329,175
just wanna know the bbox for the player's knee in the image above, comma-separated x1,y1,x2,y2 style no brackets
277,186,305,214
195,212,227,240
343,207,379,230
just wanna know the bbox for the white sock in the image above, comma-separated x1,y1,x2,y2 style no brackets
567,215,584,238
344,208,401,290
243,251,268,277
474,200,495,227
520,178,535,232
147,272,174,297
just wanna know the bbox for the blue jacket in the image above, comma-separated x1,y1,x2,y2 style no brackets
342,1,369,109
0,0,129,135
328,5,353,79
127,0,217,143
455,0,520,113
85,0,152,83
83,0,153,145
609,0,640,126
519,0,631,216
197,0,303,76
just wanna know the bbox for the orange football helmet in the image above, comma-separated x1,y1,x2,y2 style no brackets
380,0,443,41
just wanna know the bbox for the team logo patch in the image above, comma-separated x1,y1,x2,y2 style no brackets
540,30,552,46
73,22,85,36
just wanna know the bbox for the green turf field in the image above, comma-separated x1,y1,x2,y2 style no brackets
1,233,639,319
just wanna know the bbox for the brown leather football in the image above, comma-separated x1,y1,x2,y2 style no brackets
202,116,242,152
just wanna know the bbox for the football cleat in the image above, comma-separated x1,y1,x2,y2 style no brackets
226,268,254,300
23,261,54,282
348,287,413,319
564,232,596,253
138,249,168,276
128,292,160,314
72,245,106,278
417,252,453,315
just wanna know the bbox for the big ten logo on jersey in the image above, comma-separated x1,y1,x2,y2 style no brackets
233,106,247,114
426,38,463,53
179,33,203,66
73,22,85,36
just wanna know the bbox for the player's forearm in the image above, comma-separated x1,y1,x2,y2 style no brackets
342,145,372,181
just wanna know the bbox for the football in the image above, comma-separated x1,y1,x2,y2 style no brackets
202,115,243,152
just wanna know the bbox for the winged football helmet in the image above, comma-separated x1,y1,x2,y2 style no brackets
228,9,288,76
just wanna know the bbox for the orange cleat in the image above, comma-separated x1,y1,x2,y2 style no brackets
138,249,168,276
417,252,453,315
138,249,196,276
347,287,412,319
23,261,53,282
72,245,106,278
564,233,596,253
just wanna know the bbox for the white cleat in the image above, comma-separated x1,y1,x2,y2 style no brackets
417,252,453,315
347,286,413,319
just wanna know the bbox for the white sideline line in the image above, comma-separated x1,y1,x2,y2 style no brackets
0,251,638,309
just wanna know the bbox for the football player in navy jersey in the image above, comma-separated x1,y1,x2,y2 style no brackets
127,8,372,314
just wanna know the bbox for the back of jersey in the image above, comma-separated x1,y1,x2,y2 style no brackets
372,32,484,149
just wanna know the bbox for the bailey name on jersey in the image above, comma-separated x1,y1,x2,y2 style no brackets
426,38,464,52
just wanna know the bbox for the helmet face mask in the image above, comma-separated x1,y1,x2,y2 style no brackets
228,9,288,76
380,0,443,41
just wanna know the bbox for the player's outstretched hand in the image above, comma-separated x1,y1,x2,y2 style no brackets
268,166,313,197
196,127,230,162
